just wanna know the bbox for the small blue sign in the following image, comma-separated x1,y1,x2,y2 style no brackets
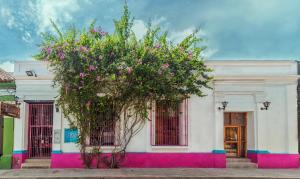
64,128,78,143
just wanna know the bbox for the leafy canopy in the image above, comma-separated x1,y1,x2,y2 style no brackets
35,4,212,161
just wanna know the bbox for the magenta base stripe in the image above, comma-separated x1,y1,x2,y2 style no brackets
51,153,226,168
12,153,28,169
248,153,299,168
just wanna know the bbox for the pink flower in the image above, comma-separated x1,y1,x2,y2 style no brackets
188,50,193,59
79,72,86,78
155,43,161,49
90,27,98,33
100,31,107,36
96,76,101,81
45,47,52,54
161,63,169,70
127,67,133,74
79,46,89,53
58,52,65,60
88,65,96,71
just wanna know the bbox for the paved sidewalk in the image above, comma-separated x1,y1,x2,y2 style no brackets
1,168,300,179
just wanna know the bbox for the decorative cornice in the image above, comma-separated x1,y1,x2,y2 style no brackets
213,75,299,81
205,60,297,66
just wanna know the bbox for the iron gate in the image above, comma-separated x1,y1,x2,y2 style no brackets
28,103,53,158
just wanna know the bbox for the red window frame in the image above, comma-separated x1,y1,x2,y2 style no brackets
151,99,188,146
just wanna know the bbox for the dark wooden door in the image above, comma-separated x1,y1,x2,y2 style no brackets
224,112,247,158
28,103,53,158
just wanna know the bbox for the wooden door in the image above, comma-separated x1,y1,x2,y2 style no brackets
28,103,53,158
224,112,247,158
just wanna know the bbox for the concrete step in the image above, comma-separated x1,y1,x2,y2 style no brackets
226,157,257,168
226,158,251,162
24,159,51,163
227,162,257,168
21,163,50,169
21,159,51,169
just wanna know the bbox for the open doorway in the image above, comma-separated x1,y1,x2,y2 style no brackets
224,112,247,158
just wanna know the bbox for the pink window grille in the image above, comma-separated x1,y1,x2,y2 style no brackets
89,111,116,146
151,99,188,146
28,103,53,158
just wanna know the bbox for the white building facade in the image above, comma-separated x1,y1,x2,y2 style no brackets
12,60,299,168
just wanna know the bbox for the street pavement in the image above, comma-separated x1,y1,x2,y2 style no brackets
1,168,300,179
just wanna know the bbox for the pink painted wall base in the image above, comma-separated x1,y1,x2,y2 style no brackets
12,153,28,169
248,153,299,168
51,153,226,168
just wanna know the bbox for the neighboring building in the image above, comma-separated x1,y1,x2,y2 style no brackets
0,69,15,169
12,60,299,169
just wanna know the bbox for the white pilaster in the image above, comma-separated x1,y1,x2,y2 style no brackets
214,93,225,150
52,105,62,153
285,84,298,153
13,101,27,152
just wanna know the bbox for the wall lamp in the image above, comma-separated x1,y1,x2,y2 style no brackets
261,101,271,110
55,103,59,112
218,101,228,110
25,70,37,77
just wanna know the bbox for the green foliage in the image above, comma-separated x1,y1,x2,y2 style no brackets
35,4,212,168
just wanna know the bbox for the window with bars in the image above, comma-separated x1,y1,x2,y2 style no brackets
151,100,188,146
88,111,117,146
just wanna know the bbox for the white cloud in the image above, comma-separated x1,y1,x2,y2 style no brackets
132,16,205,45
132,17,166,40
0,0,85,43
0,7,17,29
29,0,81,34
169,28,195,44
0,61,14,72
132,20,148,40
21,31,33,43
132,18,207,49
169,27,206,44
152,16,167,26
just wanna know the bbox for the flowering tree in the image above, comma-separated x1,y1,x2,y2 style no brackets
35,4,212,168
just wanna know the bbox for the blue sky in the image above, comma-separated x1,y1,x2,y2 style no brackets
1,0,300,71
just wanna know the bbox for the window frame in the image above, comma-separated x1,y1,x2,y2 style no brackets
86,111,119,147
150,99,188,146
